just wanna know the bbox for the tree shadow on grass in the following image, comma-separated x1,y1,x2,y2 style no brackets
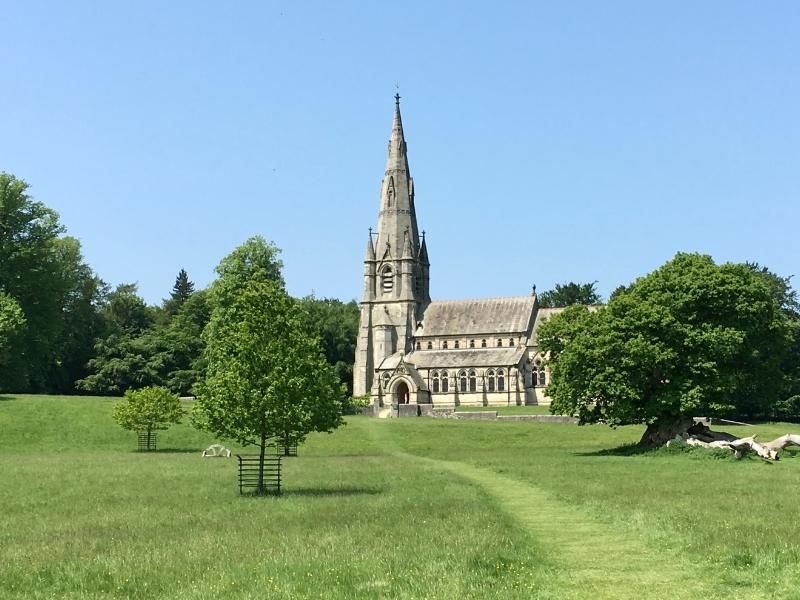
128,448,201,454
283,486,384,497
575,443,655,457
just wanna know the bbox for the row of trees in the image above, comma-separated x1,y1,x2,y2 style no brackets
0,173,359,397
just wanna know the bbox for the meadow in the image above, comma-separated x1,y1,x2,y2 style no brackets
2,395,800,599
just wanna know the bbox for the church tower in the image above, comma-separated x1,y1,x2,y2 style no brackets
353,95,430,397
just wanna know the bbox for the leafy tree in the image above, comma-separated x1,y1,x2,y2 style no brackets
112,386,184,450
540,253,793,446
0,173,104,392
195,240,344,495
78,288,210,396
538,281,601,308
301,296,359,395
102,283,153,335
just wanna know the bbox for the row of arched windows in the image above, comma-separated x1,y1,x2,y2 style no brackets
415,338,517,351
430,369,506,393
383,367,543,393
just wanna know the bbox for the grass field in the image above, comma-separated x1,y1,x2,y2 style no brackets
3,395,800,598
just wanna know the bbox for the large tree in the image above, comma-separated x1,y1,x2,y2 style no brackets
539,253,794,446
195,238,344,495
0,173,104,392
538,281,601,308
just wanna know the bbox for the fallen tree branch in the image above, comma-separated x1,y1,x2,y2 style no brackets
667,427,800,461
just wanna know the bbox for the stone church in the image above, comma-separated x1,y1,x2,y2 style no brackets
353,96,558,414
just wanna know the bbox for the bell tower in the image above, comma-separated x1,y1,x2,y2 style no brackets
353,95,430,397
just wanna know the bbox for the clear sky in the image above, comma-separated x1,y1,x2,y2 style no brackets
2,2,798,305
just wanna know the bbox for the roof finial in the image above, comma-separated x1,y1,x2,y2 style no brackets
394,82,401,106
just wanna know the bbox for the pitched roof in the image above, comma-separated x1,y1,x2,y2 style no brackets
406,346,526,369
416,296,536,337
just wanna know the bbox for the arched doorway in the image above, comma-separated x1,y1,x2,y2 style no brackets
395,381,410,404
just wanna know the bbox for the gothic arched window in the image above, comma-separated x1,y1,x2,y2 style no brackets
538,370,546,386
441,371,449,392
432,371,440,393
442,340,448,349
469,370,477,392
509,338,514,347
459,370,468,393
481,339,487,348
497,369,505,392
415,341,420,350
497,339,503,347
486,369,496,392
382,372,391,390
427,341,433,350
381,266,393,294
470,340,475,348
454,340,460,349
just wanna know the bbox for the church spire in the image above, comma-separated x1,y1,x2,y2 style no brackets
374,95,418,260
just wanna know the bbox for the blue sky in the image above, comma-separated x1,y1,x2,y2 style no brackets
2,2,798,304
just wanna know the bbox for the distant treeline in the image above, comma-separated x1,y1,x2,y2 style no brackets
0,172,359,396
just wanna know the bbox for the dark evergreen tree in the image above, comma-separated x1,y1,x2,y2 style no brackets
165,269,195,315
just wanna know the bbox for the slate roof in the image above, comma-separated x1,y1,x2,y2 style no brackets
529,307,565,344
405,347,527,369
416,296,536,337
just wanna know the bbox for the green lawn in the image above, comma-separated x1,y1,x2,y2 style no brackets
2,395,800,598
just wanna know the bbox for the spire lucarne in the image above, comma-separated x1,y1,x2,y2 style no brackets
353,96,430,397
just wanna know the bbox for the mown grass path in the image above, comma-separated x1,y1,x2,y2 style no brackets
424,456,720,599
368,419,773,600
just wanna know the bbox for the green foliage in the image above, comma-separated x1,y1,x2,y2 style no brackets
301,296,359,395
195,239,344,493
0,172,105,392
197,279,344,448
212,235,284,304
102,283,154,335
538,281,601,308
0,292,25,363
164,268,195,316
540,253,794,431
342,394,371,415
78,288,210,396
112,386,184,437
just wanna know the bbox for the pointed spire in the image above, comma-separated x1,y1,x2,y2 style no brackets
419,230,429,266
365,228,375,261
386,93,409,175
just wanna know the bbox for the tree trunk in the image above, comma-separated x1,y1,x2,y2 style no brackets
639,417,695,447
257,430,267,496
147,427,153,451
